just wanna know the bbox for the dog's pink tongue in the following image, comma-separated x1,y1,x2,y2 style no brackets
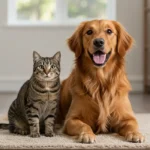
93,54,106,64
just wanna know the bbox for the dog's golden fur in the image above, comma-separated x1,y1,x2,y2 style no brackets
59,20,145,143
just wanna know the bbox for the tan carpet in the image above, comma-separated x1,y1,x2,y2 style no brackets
0,114,149,149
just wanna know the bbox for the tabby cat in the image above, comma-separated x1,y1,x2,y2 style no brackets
8,51,61,137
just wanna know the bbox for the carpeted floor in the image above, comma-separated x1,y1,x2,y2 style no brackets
0,114,149,150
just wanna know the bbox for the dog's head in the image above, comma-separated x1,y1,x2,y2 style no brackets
68,20,133,67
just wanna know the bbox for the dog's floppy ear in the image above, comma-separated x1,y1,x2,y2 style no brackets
67,22,86,58
113,21,134,57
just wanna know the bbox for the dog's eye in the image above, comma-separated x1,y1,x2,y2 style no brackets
86,30,93,35
106,29,113,35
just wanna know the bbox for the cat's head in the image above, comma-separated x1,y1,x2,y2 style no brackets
33,51,61,81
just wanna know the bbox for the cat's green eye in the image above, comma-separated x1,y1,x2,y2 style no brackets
38,65,43,69
51,65,55,69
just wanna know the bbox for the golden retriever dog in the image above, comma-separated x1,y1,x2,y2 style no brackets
59,20,145,143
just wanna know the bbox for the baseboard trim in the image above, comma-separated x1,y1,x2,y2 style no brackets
128,75,144,92
0,76,67,93
0,78,25,93
0,75,145,93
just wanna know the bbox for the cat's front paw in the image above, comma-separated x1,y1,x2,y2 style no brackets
45,132,55,137
30,132,40,138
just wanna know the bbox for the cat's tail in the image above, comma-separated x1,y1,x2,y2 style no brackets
0,123,9,129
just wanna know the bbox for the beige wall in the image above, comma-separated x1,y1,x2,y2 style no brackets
0,0,144,92
116,0,144,92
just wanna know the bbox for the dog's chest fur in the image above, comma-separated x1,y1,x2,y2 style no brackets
81,72,118,133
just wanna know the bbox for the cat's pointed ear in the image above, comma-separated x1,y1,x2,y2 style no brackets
33,51,41,62
53,51,61,61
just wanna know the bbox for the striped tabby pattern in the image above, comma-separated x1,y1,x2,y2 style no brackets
8,51,61,137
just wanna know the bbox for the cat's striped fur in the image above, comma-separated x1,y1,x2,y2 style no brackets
8,51,61,137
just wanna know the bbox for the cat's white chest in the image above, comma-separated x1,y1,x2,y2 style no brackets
45,86,50,91
44,82,51,91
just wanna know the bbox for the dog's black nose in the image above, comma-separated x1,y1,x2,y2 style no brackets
93,38,105,48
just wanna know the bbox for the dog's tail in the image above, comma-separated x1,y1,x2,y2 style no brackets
0,123,9,129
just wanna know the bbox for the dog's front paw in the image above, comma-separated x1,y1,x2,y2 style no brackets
126,132,145,143
78,132,96,144
30,132,40,138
